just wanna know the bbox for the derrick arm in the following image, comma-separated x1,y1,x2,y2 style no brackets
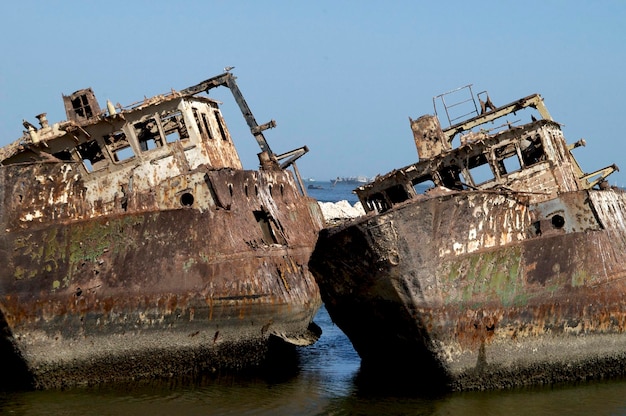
180,73,276,160
181,72,311,179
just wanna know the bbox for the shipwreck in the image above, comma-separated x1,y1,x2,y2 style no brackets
309,85,626,390
0,72,324,389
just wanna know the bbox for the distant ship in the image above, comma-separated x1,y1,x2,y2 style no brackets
331,176,370,186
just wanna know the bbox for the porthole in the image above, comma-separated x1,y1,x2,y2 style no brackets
551,214,565,229
180,192,194,207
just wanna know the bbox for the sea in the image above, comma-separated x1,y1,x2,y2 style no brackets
2,181,626,415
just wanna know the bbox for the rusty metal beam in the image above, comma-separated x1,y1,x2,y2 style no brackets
180,72,277,162
442,94,553,144
579,163,619,189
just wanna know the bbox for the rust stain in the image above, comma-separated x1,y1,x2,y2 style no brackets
0,72,323,389
311,85,626,391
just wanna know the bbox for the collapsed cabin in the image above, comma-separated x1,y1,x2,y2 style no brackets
4,84,248,179
0,73,311,220
356,87,617,214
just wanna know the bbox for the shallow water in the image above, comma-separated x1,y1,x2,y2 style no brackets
306,181,361,204
2,307,626,415
3,183,626,414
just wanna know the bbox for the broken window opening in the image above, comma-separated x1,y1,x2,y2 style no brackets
520,134,546,167
71,94,94,119
412,176,435,194
439,166,465,190
386,184,410,205
114,146,135,162
253,210,286,245
495,145,522,176
135,118,163,152
77,139,108,172
202,113,214,139
105,130,135,163
467,154,495,185
214,111,228,141
192,108,215,141
193,108,204,135
52,150,73,162
161,111,189,143
366,193,390,213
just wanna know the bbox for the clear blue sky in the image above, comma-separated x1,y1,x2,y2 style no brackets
2,1,625,184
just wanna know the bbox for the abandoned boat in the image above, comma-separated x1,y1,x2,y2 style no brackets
309,86,626,390
0,72,324,389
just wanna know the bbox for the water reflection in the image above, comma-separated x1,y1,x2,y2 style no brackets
2,307,626,415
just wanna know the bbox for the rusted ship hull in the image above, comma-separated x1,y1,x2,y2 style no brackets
311,188,626,390
0,72,324,389
310,87,626,391
0,163,322,389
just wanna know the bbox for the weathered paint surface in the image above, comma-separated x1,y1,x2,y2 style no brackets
312,187,626,390
310,88,626,391
0,73,324,389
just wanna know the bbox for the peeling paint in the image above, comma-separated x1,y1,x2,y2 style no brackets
0,72,324,389
311,87,626,391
